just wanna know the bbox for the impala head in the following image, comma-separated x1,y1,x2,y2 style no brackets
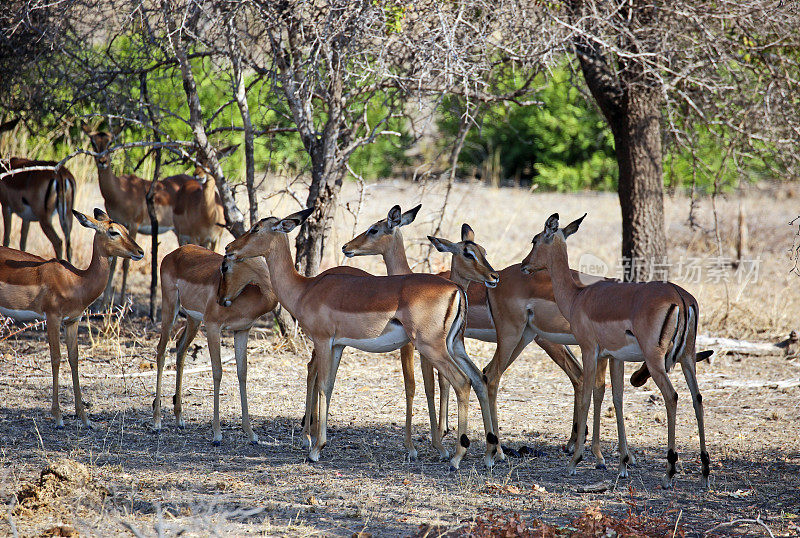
192,144,239,183
217,257,251,306
342,204,421,257
520,213,586,275
81,122,122,170
428,224,500,288
225,207,314,262
73,208,144,260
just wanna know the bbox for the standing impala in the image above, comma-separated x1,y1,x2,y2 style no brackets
0,208,143,428
171,160,229,252
153,245,277,445
82,123,188,305
521,213,710,488
223,209,500,469
0,118,75,261
342,205,620,465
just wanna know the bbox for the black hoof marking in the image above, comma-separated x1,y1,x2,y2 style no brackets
177,423,186,430
486,432,498,445
55,424,64,430
696,393,703,404
596,463,607,470
212,440,221,447
460,434,470,448
501,445,521,458
304,457,315,464
449,465,458,472
250,440,260,446
667,449,678,478
701,450,710,477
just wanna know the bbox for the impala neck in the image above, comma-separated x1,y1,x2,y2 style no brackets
260,234,310,317
80,235,113,300
546,235,581,322
203,177,216,217
95,162,123,199
448,265,470,291
382,230,412,275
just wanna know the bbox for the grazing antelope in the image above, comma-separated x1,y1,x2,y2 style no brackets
223,209,500,469
0,208,143,428
0,118,75,261
171,147,234,251
521,213,710,488
153,245,277,444
81,123,187,305
342,205,625,465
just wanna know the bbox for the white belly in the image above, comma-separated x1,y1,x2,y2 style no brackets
600,334,644,362
182,308,204,321
464,328,497,342
0,306,44,321
528,320,578,345
138,224,174,235
335,324,409,353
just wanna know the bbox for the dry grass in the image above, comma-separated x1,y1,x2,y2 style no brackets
1,172,799,536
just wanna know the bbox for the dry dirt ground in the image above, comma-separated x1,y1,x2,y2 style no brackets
1,178,799,536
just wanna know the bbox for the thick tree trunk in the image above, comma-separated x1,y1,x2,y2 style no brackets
614,87,667,282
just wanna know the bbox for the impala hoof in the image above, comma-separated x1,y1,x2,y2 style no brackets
82,420,94,430
501,445,521,458
250,439,260,446
618,468,629,479
661,476,675,489
407,449,418,462
54,422,64,430
437,451,450,462
448,464,458,472
596,463,607,470
211,439,221,447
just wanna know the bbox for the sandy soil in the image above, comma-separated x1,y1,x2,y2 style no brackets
1,178,799,536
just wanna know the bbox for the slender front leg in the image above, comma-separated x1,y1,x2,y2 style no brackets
19,219,30,251
591,357,608,469
609,359,632,478
174,318,200,430
569,345,597,475
647,360,679,489
399,343,417,460
234,329,258,444
1,206,11,247
309,344,343,462
420,356,449,460
206,325,224,445
302,351,318,448
117,228,137,302
153,294,177,431
681,355,709,487
46,315,64,428
64,320,90,428
101,256,118,308
39,217,64,260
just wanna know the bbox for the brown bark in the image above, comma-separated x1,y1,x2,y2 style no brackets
140,73,161,321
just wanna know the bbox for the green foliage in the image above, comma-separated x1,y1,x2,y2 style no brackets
440,66,618,191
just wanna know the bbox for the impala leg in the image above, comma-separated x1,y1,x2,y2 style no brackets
19,219,30,251
234,329,258,445
647,359,679,489
399,343,417,460
569,345,597,475
206,324,224,445
681,355,709,487
117,229,137,303
302,352,318,448
534,336,584,453
101,256,118,308
174,318,200,430
452,339,499,468
421,356,449,460
437,370,450,439
153,290,178,431
64,320,90,428
591,357,608,469
309,344,343,462
46,315,64,428
39,217,64,260
2,205,11,247
609,359,632,478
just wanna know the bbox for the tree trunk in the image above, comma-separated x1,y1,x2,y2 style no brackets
140,72,161,321
614,86,667,282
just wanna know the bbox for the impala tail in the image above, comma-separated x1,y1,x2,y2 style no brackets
56,168,76,261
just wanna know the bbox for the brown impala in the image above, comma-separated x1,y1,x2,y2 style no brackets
224,209,500,469
0,118,75,261
0,208,143,428
521,213,711,488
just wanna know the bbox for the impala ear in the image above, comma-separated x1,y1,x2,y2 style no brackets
428,235,458,254
73,210,101,231
562,213,586,239
0,118,20,133
461,223,475,242
93,208,111,222
273,207,313,233
387,205,402,229
400,204,421,226
543,213,559,241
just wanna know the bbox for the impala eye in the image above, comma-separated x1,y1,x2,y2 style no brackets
368,227,378,235
463,250,474,260
108,229,120,237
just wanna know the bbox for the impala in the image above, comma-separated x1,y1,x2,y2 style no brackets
0,208,143,428
342,205,622,466
82,123,187,305
521,213,710,488
153,245,277,444
171,159,229,251
223,209,500,469
0,118,75,261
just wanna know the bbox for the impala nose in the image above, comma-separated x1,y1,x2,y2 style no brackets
341,245,354,258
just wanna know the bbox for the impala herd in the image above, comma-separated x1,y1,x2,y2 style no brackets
0,118,712,489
